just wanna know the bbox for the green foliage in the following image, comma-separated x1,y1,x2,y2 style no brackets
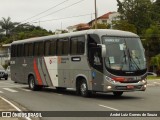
144,24,160,57
91,23,110,29
112,20,137,33
117,0,152,34
0,17,19,36
0,17,53,44
151,0,160,23
150,54,160,75
150,54,160,67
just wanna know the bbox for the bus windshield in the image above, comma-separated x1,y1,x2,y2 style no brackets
102,36,146,72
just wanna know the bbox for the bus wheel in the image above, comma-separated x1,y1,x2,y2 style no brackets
113,91,123,97
80,80,89,97
29,76,42,91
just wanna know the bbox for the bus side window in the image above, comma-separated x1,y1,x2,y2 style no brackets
11,45,17,57
57,38,69,56
28,43,33,56
50,40,56,55
39,42,44,56
24,44,29,56
45,41,50,56
34,42,44,56
70,36,85,55
34,43,39,56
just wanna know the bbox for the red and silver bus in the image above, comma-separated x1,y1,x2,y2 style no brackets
10,29,147,97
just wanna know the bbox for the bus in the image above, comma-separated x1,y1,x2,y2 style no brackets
10,29,147,97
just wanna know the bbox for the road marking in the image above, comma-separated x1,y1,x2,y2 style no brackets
0,82,26,86
19,88,31,92
3,88,18,92
0,96,31,120
0,91,3,93
99,104,119,111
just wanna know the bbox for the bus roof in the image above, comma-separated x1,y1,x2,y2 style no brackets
11,29,139,45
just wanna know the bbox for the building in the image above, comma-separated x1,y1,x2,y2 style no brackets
88,12,120,28
67,12,120,32
67,23,90,32
0,44,11,65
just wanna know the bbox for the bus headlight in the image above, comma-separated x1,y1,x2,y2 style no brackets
138,79,147,84
107,86,112,89
142,80,146,83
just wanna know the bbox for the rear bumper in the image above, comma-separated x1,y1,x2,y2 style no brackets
0,74,8,78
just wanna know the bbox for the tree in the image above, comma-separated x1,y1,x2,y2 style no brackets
150,54,160,75
0,17,18,36
151,0,160,24
144,24,160,56
116,0,152,34
91,23,110,29
112,20,137,33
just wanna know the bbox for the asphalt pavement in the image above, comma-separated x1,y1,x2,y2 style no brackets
0,78,160,120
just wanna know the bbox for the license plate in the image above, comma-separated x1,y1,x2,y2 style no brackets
127,85,134,89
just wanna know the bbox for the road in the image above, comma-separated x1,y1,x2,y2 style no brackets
0,78,160,120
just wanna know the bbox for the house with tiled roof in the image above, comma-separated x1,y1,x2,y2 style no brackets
67,12,120,32
88,12,120,28
67,23,90,32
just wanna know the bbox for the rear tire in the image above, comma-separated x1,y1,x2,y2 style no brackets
28,76,42,91
113,91,123,97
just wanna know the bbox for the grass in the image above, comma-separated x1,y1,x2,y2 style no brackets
147,76,160,80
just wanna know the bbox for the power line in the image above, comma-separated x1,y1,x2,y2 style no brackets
29,0,85,23
21,0,70,23
31,13,94,23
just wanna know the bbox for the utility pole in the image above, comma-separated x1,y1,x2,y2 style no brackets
94,0,97,29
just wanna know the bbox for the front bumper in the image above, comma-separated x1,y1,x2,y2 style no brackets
104,81,147,92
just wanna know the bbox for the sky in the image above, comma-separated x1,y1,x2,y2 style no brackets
0,0,118,31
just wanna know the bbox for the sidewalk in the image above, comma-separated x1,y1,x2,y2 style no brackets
147,79,160,86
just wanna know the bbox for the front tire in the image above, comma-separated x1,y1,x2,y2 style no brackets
28,76,42,91
80,80,90,97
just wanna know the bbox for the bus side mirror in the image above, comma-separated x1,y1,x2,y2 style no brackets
97,44,106,58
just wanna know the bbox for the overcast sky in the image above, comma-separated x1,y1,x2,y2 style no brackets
0,0,118,31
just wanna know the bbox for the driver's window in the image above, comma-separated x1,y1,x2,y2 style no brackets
88,34,103,72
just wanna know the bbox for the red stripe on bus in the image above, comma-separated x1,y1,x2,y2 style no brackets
43,57,54,87
33,58,43,85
